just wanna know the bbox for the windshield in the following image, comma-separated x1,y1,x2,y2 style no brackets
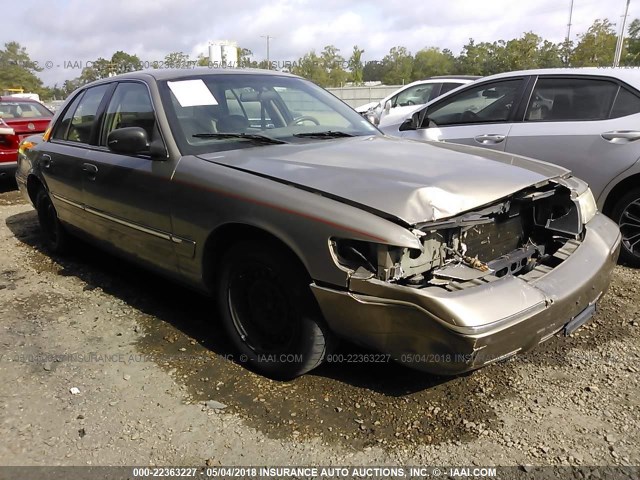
159,73,379,154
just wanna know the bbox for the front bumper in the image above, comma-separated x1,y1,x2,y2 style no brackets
312,213,621,375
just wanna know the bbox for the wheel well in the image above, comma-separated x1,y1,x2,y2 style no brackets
602,174,640,216
202,224,310,292
26,175,45,205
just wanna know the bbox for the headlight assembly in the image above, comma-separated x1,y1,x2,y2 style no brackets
576,187,597,225
330,238,405,280
330,235,448,282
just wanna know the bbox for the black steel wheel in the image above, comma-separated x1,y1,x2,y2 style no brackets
612,188,640,267
217,241,333,379
35,188,68,254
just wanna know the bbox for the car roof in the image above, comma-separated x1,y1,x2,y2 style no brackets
88,67,299,85
404,77,477,87
427,75,481,80
0,96,41,103
480,67,640,87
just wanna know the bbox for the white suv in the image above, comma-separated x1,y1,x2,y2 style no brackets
356,76,479,125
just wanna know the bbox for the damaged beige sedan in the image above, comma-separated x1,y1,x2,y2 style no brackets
17,69,621,379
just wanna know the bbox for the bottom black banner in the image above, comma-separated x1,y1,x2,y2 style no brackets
0,465,637,480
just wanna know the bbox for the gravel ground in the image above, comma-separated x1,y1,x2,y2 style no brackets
0,179,638,468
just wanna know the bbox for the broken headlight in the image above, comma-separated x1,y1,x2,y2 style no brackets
330,236,447,282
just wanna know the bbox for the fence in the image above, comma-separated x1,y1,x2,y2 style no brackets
326,85,402,108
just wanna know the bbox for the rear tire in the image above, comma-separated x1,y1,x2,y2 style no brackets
35,188,69,254
217,241,333,379
611,188,640,267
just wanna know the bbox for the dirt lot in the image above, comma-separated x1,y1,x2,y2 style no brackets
0,180,638,467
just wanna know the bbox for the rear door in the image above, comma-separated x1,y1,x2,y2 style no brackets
80,81,181,272
39,84,112,229
401,78,528,152
505,75,640,201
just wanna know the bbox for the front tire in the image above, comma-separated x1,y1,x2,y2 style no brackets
217,241,333,379
35,188,69,254
611,188,640,267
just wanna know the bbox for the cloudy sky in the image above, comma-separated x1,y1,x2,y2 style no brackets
4,0,640,86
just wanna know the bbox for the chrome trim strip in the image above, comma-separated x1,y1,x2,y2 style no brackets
51,193,195,256
52,192,84,210
85,206,171,240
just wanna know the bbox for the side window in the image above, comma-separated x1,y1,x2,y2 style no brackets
52,93,84,141
525,77,618,122
610,87,640,119
395,84,436,107
101,82,156,145
439,82,462,96
66,84,110,144
426,79,523,126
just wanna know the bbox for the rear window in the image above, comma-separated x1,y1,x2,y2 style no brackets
610,87,640,118
0,101,52,119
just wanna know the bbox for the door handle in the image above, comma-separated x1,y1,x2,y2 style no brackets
82,163,98,180
41,154,53,169
82,163,98,174
601,131,640,143
474,134,506,145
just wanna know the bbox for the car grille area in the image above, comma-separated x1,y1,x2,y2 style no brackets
463,215,524,261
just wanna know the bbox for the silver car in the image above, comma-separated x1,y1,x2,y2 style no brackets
17,69,620,379
379,68,640,266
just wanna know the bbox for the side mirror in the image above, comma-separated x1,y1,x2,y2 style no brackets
399,111,424,131
107,127,149,155
384,100,392,113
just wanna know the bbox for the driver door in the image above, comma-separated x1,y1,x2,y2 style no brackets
81,81,179,272
401,78,526,152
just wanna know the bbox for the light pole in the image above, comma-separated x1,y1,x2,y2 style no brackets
260,35,274,69
566,0,574,42
614,0,631,67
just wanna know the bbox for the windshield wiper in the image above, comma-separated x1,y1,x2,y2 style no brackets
192,133,286,145
292,131,354,139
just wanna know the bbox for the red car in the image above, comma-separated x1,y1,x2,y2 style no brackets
0,96,53,180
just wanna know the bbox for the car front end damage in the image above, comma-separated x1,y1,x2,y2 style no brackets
311,178,621,374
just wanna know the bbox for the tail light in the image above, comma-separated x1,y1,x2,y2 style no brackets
0,117,15,135
0,118,18,150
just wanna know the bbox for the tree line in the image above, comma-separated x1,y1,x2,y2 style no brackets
2,17,640,101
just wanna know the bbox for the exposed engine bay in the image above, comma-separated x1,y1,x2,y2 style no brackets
332,182,587,290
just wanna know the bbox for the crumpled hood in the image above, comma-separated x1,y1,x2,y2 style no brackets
197,135,569,225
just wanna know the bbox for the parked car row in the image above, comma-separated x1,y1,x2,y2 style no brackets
377,68,640,266
16,68,620,379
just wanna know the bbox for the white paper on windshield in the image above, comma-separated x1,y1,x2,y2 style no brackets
167,79,218,107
